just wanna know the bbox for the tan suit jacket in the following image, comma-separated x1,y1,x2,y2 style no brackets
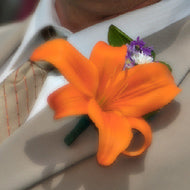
0,18,30,68
0,16,189,190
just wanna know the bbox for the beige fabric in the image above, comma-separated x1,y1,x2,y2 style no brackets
29,17,190,190
0,61,51,143
30,72,190,190
144,16,190,85
0,17,30,67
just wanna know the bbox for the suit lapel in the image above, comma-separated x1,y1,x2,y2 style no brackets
30,17,190,190
0,17,31,67
144,16,190,84
31,70,190,190
67,0,190,58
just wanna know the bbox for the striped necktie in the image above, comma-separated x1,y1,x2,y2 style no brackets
0,26,58,143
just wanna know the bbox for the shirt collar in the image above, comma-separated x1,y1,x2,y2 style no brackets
23,0,72,46
67,0,190,58
4,0,190,81
4,0,71,80
21,0,190,54
26,0,190,47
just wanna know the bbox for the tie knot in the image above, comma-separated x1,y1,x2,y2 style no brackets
32,60,55,71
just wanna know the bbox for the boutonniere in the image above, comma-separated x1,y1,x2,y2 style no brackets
30,25,180,166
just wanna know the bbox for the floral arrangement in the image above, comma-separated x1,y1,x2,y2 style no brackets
30,25,180,166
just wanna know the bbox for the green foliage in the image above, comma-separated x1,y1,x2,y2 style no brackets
159,61,172,72
108,25,133,47
64,115,91,145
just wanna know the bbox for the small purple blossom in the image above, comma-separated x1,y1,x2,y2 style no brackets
130,36,145,50
124,37,154,69
128,36,153,56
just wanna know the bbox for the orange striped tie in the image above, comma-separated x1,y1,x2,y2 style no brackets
0,26,57,143
0,61,53,143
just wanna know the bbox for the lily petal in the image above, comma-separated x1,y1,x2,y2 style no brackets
30,39,99,97
108,63,181,117
48,84,89,119
123,117,152,156
101,70,128,107
88,99,133,166
90,41,127,96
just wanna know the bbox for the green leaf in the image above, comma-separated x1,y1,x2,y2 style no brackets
108,25,133,47
64,115,92,146
143,110,159,120
159,61,172,72
151,50,156,60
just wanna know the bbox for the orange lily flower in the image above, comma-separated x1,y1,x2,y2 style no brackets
30,39,181,166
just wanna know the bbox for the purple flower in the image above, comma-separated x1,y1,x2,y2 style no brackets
128,36,153,56
130,36,145,49
141,46,153,56
124,37,154,68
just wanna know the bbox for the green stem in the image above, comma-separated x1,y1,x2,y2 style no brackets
64,115,92,146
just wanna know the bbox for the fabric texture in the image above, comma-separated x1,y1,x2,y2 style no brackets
0,61,53,143
0,25,57,143
0,17,30,67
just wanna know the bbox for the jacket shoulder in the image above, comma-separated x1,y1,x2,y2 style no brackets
0,17,31,66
